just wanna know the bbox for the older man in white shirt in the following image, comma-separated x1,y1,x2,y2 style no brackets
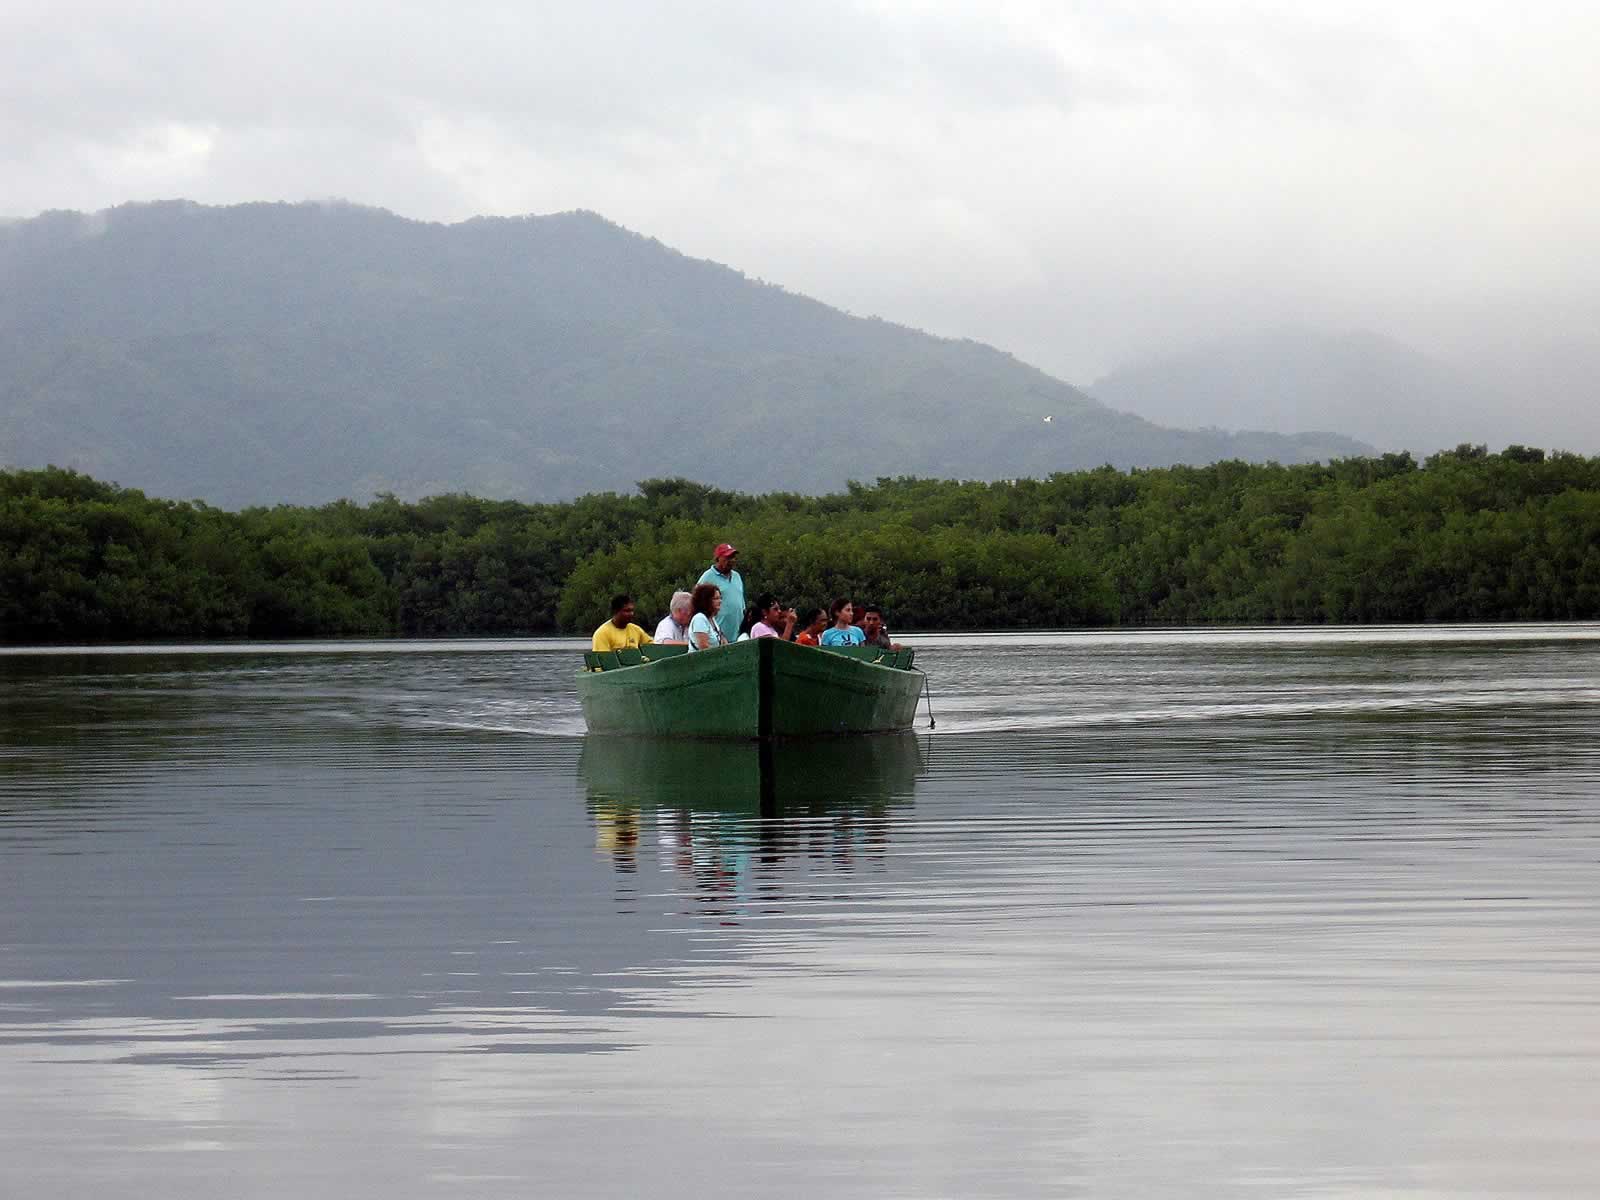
652,590,693,644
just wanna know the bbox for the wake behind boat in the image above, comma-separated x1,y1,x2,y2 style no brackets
577,636,924,739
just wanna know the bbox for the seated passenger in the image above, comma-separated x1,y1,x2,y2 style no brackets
592,593,654,652
858,604,903,651
652,590,693,644
793,608,827,647
736,603,760,641
819,597,867,647
747,593,797,640
686,583,728,652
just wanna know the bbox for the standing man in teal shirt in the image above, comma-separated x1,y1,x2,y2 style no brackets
697,542,745,647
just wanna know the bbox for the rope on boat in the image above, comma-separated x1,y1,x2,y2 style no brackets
917,668,936,729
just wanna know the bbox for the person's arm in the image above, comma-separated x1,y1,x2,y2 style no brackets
780,610,797,640
692,629,711,649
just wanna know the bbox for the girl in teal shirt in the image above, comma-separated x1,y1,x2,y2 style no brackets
818,598,866,647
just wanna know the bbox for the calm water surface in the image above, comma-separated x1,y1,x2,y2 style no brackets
4,626,1600,1197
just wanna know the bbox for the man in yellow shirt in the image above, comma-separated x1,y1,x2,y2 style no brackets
592,593,654,652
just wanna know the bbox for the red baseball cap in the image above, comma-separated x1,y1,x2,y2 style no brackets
714,542,739,557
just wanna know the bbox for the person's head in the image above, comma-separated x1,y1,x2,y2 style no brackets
829,597,853,627
738,604,761,636
691,583,721,617
609,593,635,628
713,541,739,574
669,590,692,622
753,592,781,622
860,605,884,639
801,607,827,634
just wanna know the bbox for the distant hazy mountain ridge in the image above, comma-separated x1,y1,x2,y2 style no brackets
0,201,1369,506
1091,327,1506,455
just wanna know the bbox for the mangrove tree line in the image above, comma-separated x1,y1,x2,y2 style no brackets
4,446,1600,643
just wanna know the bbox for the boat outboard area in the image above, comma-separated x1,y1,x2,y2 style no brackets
576,636,925,739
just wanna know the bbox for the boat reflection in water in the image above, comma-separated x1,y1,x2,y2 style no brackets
581,735,928,912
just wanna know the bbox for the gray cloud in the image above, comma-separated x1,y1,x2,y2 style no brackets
4,1,1598,441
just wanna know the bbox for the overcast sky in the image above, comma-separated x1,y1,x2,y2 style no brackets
5,1,1599,388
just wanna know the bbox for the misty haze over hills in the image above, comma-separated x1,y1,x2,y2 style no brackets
0,201,1368,507
1094,324,1600,460
1090,328,1517,457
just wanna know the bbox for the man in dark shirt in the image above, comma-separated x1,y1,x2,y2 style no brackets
859,605,903,651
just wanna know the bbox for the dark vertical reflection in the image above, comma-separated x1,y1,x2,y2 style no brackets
580,735,926,921
579,734,925,817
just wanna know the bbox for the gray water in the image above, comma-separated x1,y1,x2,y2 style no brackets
4,626,1600,1198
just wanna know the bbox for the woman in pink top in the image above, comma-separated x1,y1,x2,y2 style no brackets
747,593,797,640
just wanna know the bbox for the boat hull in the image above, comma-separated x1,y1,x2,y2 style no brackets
576,636,923,738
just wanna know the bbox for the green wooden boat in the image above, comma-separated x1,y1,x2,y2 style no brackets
577,636,925,739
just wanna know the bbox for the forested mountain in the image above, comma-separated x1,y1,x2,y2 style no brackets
0,201,1367,507
1090,327,1506,455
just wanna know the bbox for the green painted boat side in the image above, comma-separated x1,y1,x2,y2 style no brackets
766,640,923,736
578,638,761,737
576,636,924,739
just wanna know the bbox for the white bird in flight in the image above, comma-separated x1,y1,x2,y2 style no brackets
1042,415,1053,423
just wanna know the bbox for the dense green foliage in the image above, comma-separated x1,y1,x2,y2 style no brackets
1,201,1365,508
4,448,1600,643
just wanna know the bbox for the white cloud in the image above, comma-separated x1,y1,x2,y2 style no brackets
3,0,1598,390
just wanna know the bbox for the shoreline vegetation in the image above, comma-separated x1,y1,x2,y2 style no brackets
4,446,1599,645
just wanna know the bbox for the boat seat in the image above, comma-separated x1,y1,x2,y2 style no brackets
583,651,603,671
615,647,644,667
596,650,624,671
640,644,688,662
897,647,915,669
820,645,885,662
